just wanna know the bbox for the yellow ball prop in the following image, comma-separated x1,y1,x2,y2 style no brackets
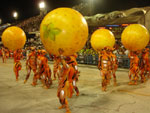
40,8,88,56
91,29,115,51
121,24,149,51
2,26,26,51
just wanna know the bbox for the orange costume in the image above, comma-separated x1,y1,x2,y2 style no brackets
24,47,37,86
140,48,150,81
57,49,71,113
37,50,41,57
13,49,23,81
108,48,118,86
98,49,111,91
2,47,6,63
37,50,52,88
9,50,13,58
53,55,61,80
128,51,140,85
5,49,9,58
65,53,80,98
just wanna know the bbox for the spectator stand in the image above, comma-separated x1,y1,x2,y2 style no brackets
77,49,98,65
77,48,130,68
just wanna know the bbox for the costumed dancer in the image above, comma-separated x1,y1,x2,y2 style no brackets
98,47,111,91
2,46,6,63
128,51,140,85
57,49,71,113
65,53,80,98
53,55,61,80
140,48,150,82
37,50,52,88
24,47,38,86
13,49,23,81
108,47,118,86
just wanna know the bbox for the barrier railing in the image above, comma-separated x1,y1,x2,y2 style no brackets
77,54,130,68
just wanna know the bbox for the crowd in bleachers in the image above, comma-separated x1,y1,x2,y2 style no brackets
17,15,44,32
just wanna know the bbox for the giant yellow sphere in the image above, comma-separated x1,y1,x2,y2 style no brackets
2,26,26,51
40,8,88,56
121,24,149,51
91,29,115,51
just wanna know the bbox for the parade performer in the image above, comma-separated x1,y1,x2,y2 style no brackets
71,53,80,95
2,46,6,63
128,51,140,85
98,48,111,91
90,28,116,91
24,47,38,86
66,53,80,98
121,24,150,84
146,48,150,78
140,48,150,81
108,47,118,86
57,49,71,113
37,50,52,88
5,48,9,58
9,50,13,58
13,49,23,81
53,55,61,80
40,8,88,113
37,49,41,57
128,51,135,81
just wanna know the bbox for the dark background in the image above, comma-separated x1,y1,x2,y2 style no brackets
0,0,150,24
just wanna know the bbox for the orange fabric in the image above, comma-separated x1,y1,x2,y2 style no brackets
128,52,140,84
13,49,23,81
27,52,37,70
68,67,75,82
111,54,118,68
100,54,110,70
25,51,37,84
53,56,61,78
140,49,150,81
37,54,52,88
9,50,13,58
66,55,79,97
57,58,69,100
2,47,6,63
5,49,9,58
57,55,79,112
130,55,139,73
129,52,136,70
37,50,41,57
142,51,149,66
66,55,78,66
65,56,77,95
98,51,112,91
108,51,118,85
14,50,23,62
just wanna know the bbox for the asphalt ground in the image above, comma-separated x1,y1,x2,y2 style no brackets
0,58,150,113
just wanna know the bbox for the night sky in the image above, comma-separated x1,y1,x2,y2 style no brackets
0,0,150,24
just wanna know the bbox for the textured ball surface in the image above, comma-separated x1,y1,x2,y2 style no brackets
91,29,115,51
40,8,88,56
121,24,149,51
2,26,26,51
